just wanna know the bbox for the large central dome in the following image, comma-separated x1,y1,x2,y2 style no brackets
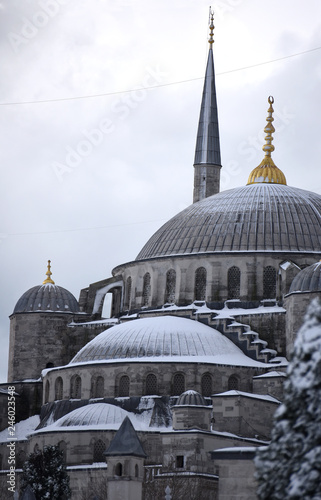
136,183,321,259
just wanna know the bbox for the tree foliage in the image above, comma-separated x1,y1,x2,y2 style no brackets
21,445,71,500
255,298,321,499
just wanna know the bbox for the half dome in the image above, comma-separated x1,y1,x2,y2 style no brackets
70,316,265,367
136,184,321,259
13,284,79,313
289,261,321,293
55,403,128,428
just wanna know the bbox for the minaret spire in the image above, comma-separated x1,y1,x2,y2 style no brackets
193,7,222,203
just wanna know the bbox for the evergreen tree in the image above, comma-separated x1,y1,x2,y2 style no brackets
255,298,321,499
21,445,71,500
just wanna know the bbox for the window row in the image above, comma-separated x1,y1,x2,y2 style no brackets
45,373,239,403
123,265,278,307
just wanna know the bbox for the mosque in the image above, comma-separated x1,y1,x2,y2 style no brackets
1,11,321,500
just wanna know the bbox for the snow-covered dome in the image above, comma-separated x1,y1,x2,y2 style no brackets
55,403,128,428
70,316,264,367
13,284,79,314
13,261,79,314
136,184,321,259
176,390,208,406
289,261,321,293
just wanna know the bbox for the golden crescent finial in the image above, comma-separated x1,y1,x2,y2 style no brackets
247,96,287,185
208,7,215,47
262,95,275,160
43,259,55,285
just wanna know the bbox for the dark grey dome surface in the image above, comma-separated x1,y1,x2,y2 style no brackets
176,390,207,406
13,284,79,313
289,262,321,293
136,184,321,259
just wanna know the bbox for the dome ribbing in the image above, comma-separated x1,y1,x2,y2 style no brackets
13,284,79,313
289,262,321,293
69,316,260,366
136,184,321,259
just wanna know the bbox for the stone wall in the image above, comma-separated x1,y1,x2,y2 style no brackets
42,361,263,405
284,291,321,358
111,252,317,313
212,393,279,440
8,312,97,382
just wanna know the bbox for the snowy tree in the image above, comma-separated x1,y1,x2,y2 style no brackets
21,445,71,500
255,298,321,499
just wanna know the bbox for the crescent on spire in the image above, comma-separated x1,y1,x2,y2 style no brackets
247,96,287,185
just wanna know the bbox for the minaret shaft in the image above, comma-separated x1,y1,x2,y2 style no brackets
193,22,221,203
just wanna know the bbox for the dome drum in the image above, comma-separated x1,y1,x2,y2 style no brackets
42,360,258,406
112,252,319,312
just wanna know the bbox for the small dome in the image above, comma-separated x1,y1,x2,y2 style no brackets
70,316,263,367
176,390,207,406
289,262,321,293
13,260,79,314
55,403,129,428
13,284,79,313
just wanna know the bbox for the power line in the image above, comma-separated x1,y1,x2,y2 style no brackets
5,218,167,237
0,45,320,107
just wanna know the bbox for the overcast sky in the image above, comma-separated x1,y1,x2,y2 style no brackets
1,0,321,382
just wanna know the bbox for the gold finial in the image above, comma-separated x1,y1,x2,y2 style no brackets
43,260,55,285
247,96,287,186
208,7,215,47
261,95,275,163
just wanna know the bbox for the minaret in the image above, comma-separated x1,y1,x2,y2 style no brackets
193,8,222,203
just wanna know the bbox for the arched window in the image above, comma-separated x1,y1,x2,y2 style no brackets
119,375,130,397
125,276,132,309
263,266,277,299
228,266,241,299
115,462,123,477
93,439,106,463
70,375,82,399
142,272,151,307
228,375,239,391
145,374,158,395
44,380,50,403
195,267,207,301
172,373,185,396
54,377,63,401
165,269,176,304
201,373,213,397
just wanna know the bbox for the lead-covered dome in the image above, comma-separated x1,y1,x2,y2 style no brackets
176,390,208,406
70,316,265,367
13,284,79,313
289,261,321,293
136,184,321,259
13,261,79,313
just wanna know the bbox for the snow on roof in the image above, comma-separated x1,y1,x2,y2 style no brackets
0,415,40,443
253,371,287,379
212,390,280,403
68,315,270,368
31,399,167,435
